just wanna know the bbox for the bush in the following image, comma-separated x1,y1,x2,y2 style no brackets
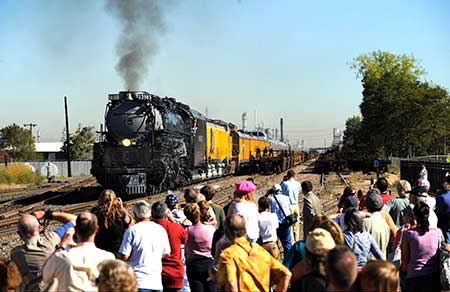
0,169,11,184
1,164,44,185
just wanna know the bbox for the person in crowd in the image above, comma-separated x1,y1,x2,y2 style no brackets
419,164,428,183
283,215,330,270
325,246,358,292
152,201,188,292
289,228,336,291
376,177,394,206
200,185,226,231
382,180,411,227
118,201,171,292
11,210,76,291
436,175,450,242
227,180,260,242
91,189,134,257
343,208,384,267
409,186,438,228
362,189,390,260
96,259,138,292
280,170,302,242
269,183,292,254
288,218,344,283
165,193,189,225
184,188,201,204
401,202,440,292
337,186,356,213
183,203,216,292
216,215,291,292
42,212,115,291
302,180,322,240
332,194,361,230
257,196,280,259
0,258,21,292
198,200,217,227
357,261,399,292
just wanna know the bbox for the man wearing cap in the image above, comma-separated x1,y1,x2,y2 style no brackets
382,180,412,227
216,215,291,292
281,170,302,242
437,176,450,242
290,228,336,291
165,194,188,225
118,201,171,291
269,183,292,253
362,189,390,260
409,186,438,228
152,201,188,292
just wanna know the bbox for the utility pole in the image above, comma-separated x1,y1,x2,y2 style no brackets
64,96,72,177
23,123,37,140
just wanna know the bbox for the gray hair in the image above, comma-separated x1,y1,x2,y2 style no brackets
396,180,411,198
133,200,151,219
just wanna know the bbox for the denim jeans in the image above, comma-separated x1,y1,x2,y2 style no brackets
277,225,292,255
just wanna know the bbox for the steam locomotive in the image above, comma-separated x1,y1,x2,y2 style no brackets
91,91,304,195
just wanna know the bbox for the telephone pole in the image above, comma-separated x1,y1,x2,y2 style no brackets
23,123,37,140
64,96,72,177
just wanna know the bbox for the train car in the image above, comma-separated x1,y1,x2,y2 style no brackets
91,91,304,195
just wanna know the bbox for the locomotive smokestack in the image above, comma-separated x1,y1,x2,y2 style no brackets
106,0,168,90
280,117,284,142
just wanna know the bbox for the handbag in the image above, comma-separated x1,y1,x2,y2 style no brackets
388,227,404,270
273,194,297,227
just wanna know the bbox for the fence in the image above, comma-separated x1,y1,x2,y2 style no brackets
400,160,450,192
1,161,92,177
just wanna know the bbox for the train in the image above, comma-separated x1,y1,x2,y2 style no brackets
91,91,305,195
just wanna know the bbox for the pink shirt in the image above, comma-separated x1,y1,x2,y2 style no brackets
404,227,439,278
185,224,215,262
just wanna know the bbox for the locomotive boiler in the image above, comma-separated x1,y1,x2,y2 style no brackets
91,91,303,195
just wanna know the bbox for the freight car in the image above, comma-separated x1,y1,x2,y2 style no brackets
91,91,304,195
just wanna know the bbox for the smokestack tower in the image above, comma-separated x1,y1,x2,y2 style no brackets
280,118,284,142
242,112,248,131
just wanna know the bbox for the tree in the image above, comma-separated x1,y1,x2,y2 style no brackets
61,126,95,160
341,115,362,158
346,50,450,158
0,123,37,161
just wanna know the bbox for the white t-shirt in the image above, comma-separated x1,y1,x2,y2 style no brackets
229,201,260,241
119,221,171,290
258,211,279,243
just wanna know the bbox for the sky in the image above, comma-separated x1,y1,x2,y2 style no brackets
0,0,449,148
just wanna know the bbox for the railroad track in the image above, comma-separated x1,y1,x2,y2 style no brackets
0,161,318,238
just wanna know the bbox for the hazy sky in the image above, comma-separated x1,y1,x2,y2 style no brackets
1,0,449,147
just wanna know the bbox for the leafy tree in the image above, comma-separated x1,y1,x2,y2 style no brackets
341,115,362,158
345,50,450,158
61,126,95,160
0,123,37,161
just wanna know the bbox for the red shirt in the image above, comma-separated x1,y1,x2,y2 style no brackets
381,192,395,206
153,218,188,289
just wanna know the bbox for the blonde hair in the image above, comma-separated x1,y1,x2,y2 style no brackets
97,259,137,292
184,203,200,224
0,258,21,292
359,261,399,292
93,189,123,228
197,200,211,223
319,219,344,245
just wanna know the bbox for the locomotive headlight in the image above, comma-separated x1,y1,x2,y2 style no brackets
121,138,131,147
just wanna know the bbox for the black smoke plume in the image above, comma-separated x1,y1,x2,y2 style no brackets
106,0,166,90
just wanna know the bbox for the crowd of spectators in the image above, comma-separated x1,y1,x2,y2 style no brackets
2,170,450,292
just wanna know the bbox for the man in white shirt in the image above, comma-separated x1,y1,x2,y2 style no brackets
119,200,171,292
280,170,301,242
257,196,279,259
42,212,115,291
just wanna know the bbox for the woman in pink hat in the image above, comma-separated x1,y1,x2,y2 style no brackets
227,180,260,241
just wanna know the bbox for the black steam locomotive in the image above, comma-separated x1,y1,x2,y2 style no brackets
91,91,303,195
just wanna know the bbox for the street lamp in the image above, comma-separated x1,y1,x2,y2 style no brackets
23,123,37,140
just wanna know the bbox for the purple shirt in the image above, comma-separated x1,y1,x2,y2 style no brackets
184,224,215,262
404,227,439,278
